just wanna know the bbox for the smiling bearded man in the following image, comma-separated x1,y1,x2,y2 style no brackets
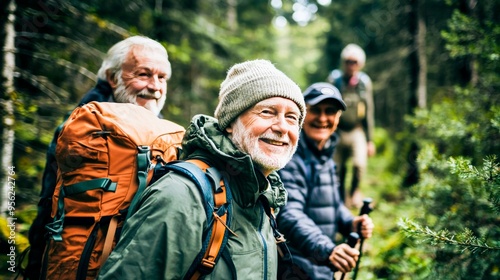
111,44,169,116
228,98,299,172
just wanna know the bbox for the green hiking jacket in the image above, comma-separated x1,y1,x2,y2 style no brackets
98,114,287,279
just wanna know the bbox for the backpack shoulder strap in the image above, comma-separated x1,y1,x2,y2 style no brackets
356,71,371,98
327,69,344,90
161,159,235,280
126,145,152,220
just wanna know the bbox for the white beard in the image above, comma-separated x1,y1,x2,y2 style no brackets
113,75,166,116
229,117,297,173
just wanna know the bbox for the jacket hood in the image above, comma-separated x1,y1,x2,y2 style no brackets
180,114,287,209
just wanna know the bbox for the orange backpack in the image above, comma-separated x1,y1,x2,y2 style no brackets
42,101,185,279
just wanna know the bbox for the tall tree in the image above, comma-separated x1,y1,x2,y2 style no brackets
0,0,16,216
457,0,477,85
408,0,427,111
404,0,428,187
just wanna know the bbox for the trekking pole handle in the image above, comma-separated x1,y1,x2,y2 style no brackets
346,232,359,248
356,198,373,242
352,197,374,280
338,232,360,280
359,197,373,218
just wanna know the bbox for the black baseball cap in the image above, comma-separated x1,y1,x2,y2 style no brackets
303,82,347,110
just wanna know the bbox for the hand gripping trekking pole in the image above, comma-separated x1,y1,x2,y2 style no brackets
338,232,360,280
352,198,374,280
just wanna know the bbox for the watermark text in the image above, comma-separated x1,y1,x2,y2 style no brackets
6,166,16,273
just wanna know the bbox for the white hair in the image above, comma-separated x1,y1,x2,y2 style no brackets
340,43,366,69
96,36,171,81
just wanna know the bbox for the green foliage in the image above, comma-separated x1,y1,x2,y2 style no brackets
442,10,500,67
442,11,484,57
358,201,433,280
393,5,500,279
399,151,500,278
407,86,499,163
449,156,500,215
400,219,498,254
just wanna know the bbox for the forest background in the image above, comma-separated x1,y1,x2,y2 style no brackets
0,0,499,279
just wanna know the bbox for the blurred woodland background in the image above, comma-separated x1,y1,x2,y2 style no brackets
0,0,499,279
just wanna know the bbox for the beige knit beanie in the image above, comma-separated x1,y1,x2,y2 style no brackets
214,59,306,130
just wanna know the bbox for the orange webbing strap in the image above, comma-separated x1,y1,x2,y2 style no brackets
100,215,119,267
187,159,229,280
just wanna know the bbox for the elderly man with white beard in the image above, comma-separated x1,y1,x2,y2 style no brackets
25,36,178,280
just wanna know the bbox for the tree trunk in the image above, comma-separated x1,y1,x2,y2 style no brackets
155,0,163,13
227,0,237,31
1,0,16,216
417,10,427,109
404,0,427,187
408,0,427,112
458,0,477,86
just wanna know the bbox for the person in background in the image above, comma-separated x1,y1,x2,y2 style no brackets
277,82,374,280
26,35,176,279
327,43,376,208
98,59,306,279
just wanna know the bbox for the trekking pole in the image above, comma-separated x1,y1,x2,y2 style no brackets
352,198,374,280
338,232,360,280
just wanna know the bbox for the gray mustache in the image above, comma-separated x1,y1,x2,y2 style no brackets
137,91,161,99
